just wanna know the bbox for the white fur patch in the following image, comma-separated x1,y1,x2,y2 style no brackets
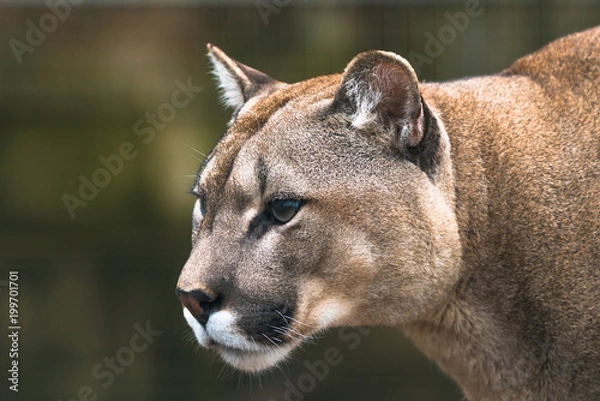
219,343,295,372
208,53,245,110
183,307,210,347
206,310,262,352
342,50,420,130
192,198,203,221
344,76,381,129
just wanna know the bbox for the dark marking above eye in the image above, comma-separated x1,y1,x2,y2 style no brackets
257,157,269,197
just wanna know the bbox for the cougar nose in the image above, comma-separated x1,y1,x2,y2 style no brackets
176,288,220,326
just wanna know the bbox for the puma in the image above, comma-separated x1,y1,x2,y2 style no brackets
176,26,600,400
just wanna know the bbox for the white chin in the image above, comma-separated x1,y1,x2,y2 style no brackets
217,343,295,372
182,307,296,372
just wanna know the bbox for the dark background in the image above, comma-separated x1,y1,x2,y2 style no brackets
0,1,598,400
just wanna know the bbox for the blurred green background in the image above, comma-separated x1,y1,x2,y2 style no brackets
0,1,598,400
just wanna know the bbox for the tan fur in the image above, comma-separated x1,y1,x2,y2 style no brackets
177,27,600,400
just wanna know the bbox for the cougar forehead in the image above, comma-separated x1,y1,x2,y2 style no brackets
197,74,340,196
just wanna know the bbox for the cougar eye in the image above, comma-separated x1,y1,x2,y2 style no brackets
268,199,300,224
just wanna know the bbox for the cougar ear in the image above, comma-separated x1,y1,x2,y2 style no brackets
335,50,444,176
207,44,281,111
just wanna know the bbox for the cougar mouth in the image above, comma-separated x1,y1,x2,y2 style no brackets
182,307,300,372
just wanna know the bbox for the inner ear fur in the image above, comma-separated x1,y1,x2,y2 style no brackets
207,44,281,111
335,50,445,178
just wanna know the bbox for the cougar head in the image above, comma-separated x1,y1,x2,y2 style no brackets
176,44,462,372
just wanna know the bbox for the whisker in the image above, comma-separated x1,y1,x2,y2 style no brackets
274,334,286,341
275,311,317,338
189,153,203,163
217,363,228,380
269,326,290,338
269,325,286,333
181,142,209,158
268,324,312,343
287,327,310,340
257,372,263,391
276,310,289,323
285,315,315,329
208,352,221,368
262,333,282,347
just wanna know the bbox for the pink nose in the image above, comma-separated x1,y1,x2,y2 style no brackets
175,288,218,326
